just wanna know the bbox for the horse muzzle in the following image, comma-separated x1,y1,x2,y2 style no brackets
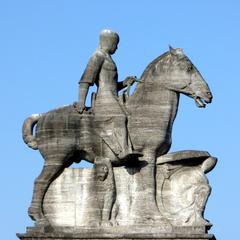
195,92,213,108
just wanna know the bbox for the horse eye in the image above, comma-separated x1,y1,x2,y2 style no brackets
187,65,193,72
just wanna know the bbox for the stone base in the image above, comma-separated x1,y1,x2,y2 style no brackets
17,233,215,240
17,226,216,240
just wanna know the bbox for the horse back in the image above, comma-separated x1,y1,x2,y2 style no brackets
35,105,98,159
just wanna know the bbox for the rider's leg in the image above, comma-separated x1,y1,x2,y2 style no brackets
113,115,133,158
118,115,130,151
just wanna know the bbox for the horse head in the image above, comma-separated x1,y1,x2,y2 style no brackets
153,46,213,108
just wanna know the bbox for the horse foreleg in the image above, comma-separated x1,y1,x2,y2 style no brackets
141,154,159,211
28,163,65,224
137,153,171,229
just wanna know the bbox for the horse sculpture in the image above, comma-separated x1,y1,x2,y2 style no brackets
22,47,212,225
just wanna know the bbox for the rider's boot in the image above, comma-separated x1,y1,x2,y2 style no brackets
116,127,142,161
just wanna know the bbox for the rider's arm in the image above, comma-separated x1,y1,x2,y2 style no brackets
78,52,104,112
117,76,137,91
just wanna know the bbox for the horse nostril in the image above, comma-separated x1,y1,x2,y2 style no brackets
207,92,212,98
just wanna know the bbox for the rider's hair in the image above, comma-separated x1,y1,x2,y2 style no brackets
100,29,119,43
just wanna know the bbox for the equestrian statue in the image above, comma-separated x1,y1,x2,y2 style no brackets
22,30,215,229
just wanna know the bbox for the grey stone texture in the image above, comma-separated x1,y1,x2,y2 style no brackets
17,232,215,240
37,152,215,229
18,30,216,240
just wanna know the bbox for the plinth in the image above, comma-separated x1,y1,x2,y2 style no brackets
17,226,215,240
17,154,216,240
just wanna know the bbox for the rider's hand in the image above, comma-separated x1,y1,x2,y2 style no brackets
76,103,86,114
125,76,137,86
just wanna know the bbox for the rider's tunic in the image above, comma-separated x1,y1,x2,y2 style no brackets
79,49,128,157
79,49,126,116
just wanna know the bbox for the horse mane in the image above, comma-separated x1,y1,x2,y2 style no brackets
139,51,170,82
127,51,170,105
127,49,193,107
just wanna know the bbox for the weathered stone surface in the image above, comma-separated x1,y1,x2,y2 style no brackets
18,225,216,239
17,231,216,240
39,151,215,232
19,30,216,240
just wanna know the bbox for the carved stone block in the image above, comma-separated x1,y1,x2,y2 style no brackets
18,152,216,240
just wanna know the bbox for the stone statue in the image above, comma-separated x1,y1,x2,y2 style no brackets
18,30,217,240
94,159,116,226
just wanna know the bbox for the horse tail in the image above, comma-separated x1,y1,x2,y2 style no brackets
201,156,217,174
22,114,42,150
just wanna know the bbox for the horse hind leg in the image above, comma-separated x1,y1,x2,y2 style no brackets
28,160,68,225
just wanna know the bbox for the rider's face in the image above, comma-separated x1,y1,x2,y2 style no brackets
101,36,119,54
108,38,119,54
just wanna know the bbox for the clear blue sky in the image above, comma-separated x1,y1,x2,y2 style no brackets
1,1,239,239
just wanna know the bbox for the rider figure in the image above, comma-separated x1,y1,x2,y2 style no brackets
77,29,138,160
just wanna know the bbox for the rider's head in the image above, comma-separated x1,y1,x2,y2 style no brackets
99,29,119,55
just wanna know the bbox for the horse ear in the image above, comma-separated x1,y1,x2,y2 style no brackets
169,45,174,53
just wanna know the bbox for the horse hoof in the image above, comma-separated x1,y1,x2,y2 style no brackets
101,220,113,227
28,206,42,221
195,218,212,227
111,219,119,226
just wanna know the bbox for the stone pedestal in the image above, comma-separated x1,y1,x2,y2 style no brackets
17,227,215,240
17,233,215,240
17,152,216,240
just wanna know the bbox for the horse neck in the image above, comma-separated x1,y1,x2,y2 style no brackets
127,73,180,124
127,73,154,106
